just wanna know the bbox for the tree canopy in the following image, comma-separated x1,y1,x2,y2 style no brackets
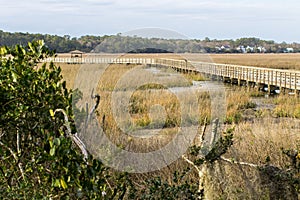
0,30,299,53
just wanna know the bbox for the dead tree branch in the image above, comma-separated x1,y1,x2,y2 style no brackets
220,156,259,168
182,155,206,196
182,118,208,198
54,109,89,162
0,141,26,182
54,89,101,163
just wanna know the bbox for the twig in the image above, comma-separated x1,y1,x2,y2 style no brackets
182,155,206,197
31,122,39,130
105,178,113,193
0,131,4,139
71,133,89,162
84,89,100,134
54,91,100,163
199,117,207,146
220,156,259,168
0,141,26,182
182,118,222,198
87,89,100,123
183,117,208,196
209,118,219,147
54,109,88,162
90,88,100,114
84,103,89,134
17,129,21,155
182,155,201,174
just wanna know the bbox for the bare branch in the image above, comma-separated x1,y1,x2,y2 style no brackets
54,91,100,163
182,155,206,198
182,118,228,198
17,129,21,155
70,133,89,162
89,94,100,115
54,109,89,162
210,118,219,147
195,117,207,147
0,131,4,139
105,178,113,193
0,141,26,182
201,117,207,142
220,156,259,168
182,155,201,174
86,89,100,123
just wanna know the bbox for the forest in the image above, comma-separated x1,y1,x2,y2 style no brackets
0,30,299,53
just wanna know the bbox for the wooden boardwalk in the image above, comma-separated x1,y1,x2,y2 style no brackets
46,57,300,93
44,57,155,65
154,58,300,93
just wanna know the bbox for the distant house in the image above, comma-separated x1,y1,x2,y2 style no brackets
236,46,246,53
70,50,84,58
285,48,294,53
215,46,222,52
246,46,255,53
221,45,231,52
256,46,266,53
215,45,231,53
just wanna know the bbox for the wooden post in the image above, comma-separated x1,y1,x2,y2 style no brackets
289,72,292,91
279,72,282,92
256,69,258,83
275,71,277,87
284,72,287,90
294,73,297,97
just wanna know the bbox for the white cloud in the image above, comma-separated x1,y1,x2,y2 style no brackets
1,0,300,41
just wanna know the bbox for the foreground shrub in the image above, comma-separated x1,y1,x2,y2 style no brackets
0,41,130,199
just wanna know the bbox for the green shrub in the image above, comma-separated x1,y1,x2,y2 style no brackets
0,41,130,199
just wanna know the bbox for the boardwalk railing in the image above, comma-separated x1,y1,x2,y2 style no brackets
153,58,300,91
190,61,300,91
45,57,300,92
44,57,155,64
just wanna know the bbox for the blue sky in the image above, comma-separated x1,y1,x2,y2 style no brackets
1,0,300,42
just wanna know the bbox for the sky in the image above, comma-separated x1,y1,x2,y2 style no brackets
1,0,300,42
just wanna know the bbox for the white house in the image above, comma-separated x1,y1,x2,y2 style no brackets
236,46,246,53
257,46,266,53
220,45,231,52
246,46,255,53
286,48,294,53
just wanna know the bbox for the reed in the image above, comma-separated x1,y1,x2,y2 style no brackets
57,59,299,198
209,53,300,70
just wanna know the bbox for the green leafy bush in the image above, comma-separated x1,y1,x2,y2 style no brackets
0,41,130,199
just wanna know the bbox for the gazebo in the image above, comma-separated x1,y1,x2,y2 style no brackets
70,50,84,58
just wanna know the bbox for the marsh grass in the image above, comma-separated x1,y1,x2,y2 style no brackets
56,64,81,88
58,57,300,198
206,117,300,199
209,53,300,70
183,72,207,82
59,61,256,151
272,95,300,118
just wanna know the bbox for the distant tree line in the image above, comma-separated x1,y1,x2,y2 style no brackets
0,30,299,53
0,30,108,53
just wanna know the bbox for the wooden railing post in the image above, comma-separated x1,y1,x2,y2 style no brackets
294,73,297,96
289,72,292,90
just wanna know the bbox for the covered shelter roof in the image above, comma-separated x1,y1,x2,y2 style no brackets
70,50,84,58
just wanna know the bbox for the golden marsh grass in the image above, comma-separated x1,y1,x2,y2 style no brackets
209,53,300,70
56,55,300,198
